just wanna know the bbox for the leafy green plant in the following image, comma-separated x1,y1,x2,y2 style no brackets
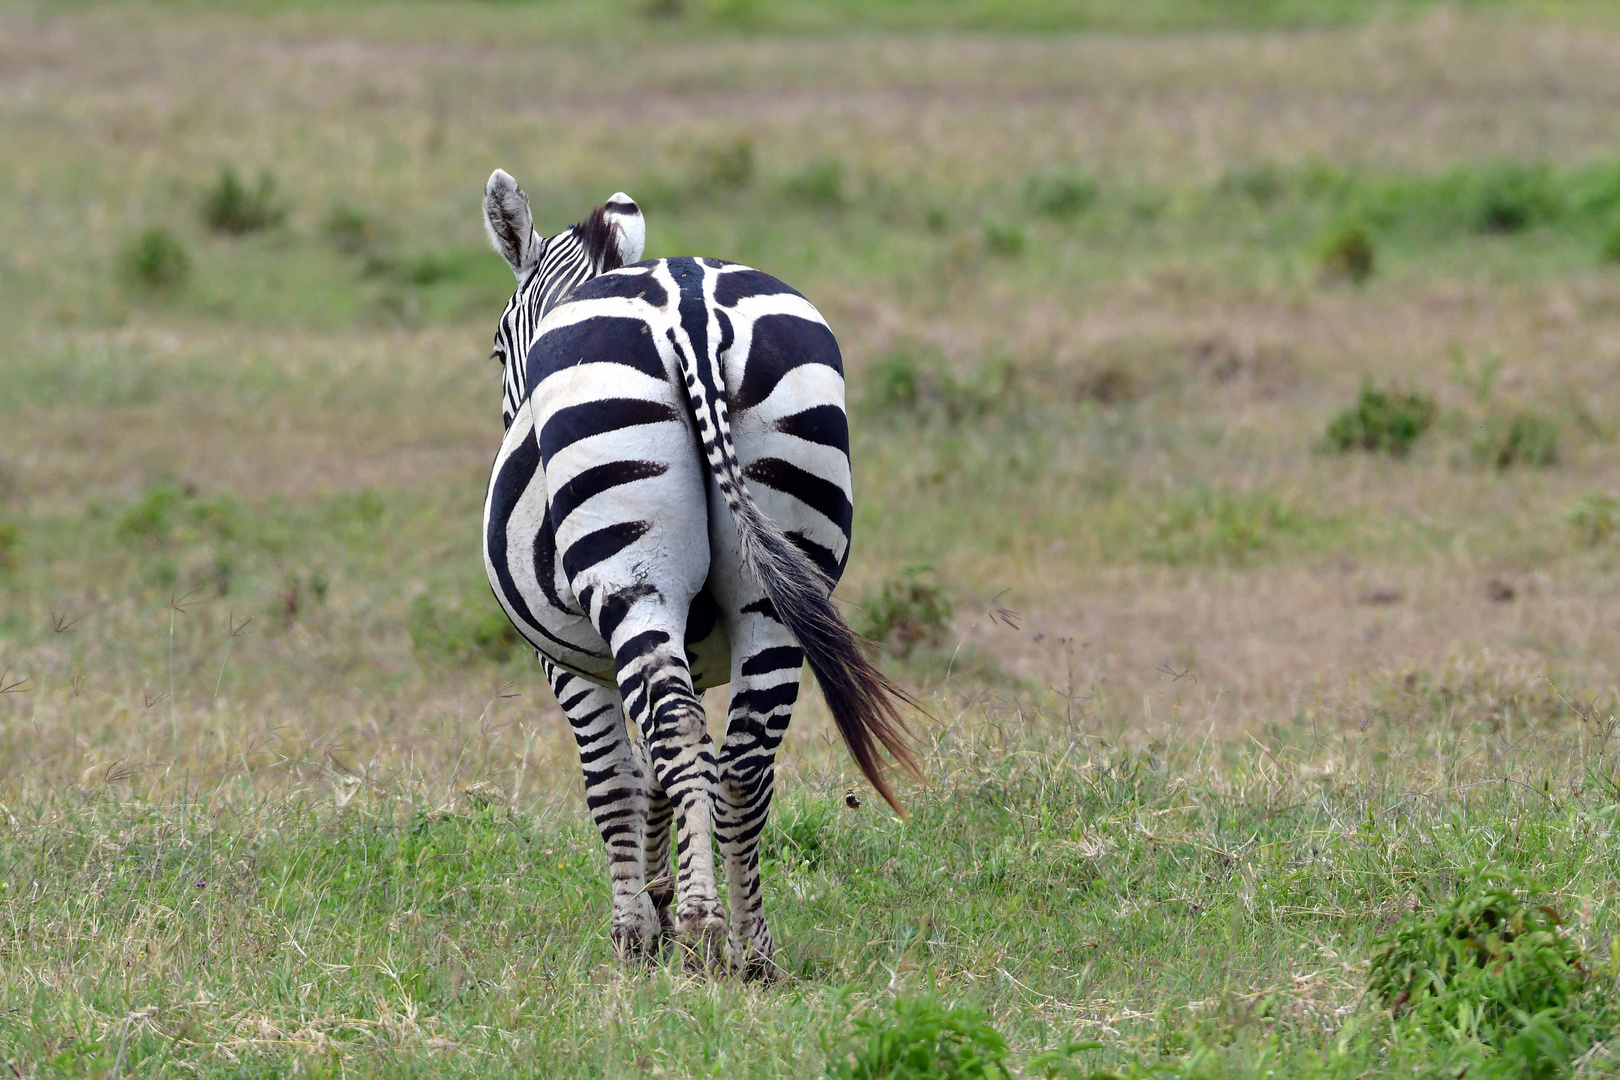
408,593,521,665
858,567,953,655
1473,411,1559,470
119,227,191,290
783,159,844,209
827,996,1013,1080
202,165,286,235
1473,164,1561,235
1567,495,1620,548
1026,173,1098,219
1323,383,1436,456
1367,868,1609,1080
1317,222,1375,284
982,221,1025,257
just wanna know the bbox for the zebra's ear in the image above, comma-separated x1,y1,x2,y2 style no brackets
484,169,537,277
603,192,645,266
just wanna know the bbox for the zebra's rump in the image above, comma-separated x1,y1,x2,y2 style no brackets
483,257,854,690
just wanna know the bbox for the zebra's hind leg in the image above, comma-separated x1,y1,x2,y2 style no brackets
541,659,660,960
631,735,676,936
607,613,726,970
716,631,804,981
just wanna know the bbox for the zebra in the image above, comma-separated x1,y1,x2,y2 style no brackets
477,168,919,974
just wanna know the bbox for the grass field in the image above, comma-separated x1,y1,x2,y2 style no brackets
5,0,1620,1075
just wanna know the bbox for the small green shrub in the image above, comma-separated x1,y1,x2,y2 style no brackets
695,136,755,191
119,227,191,290
858,567,953,655
1473,164,1561,235
1317,222,1375,284
1026,173,1098,219
322,202,385,256
409,593,521,665
202,165,286,235
827,996,1013,1080
1368,868,1609,1080
981,221,1025,257
1567,495,1620,548
0,522,18,573
782,159,844,209
1473,411,1559,470
1323,383,1436,456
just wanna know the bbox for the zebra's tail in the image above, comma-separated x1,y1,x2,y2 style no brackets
667,329,922,816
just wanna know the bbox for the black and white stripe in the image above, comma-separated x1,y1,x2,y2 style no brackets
477,169,917,973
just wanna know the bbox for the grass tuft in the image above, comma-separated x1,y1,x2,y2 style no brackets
1026,173,1098,219
1473,411,1560,470
1317,221,1375,284
1473,163,1562,235
1368,868,1611,1080
202,165,286,235
1566,495,1620,548
828,996,1014,1080
1323,383,1436,456
118,226,191,291
857,566,953,655
982,220,1026,257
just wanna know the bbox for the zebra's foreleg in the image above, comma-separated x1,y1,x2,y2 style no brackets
716,639,804,980
541,659,659,958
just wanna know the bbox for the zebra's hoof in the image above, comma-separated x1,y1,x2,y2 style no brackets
610,897,662,961
727,932,779,982
673,909,727,974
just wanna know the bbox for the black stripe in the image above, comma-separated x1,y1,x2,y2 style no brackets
787,529,842,580
615,629,671,668
773,404,849,452
741,646,803,677
599,583,660,643
526,316,669,388
740,598,780,622
538,398,679,464
733,314,842,412
575,269,668,308
713,268,801,307
561,520,652,581
550,459,669,523
743,457,853,533
685,588,721,646
484,437,547,635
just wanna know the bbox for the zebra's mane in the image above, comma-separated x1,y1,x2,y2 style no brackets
575,203,628,275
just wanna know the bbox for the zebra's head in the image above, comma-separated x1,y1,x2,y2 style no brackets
482,168,646,428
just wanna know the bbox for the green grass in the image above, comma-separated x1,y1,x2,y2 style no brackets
5,686,1620,1076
